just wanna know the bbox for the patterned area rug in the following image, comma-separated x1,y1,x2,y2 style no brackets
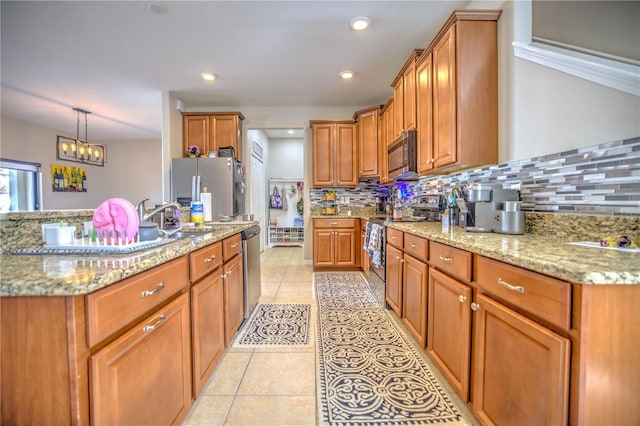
234,303,311,347
315,272,468,425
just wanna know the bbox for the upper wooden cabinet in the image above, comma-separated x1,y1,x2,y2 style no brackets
354,105,382,179
311,120,357,187
390,49,424,141
416,10,501,174
182,112,244,162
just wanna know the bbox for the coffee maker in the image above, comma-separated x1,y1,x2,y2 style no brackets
461,184,525,234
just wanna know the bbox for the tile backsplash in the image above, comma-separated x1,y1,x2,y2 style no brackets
310,136,639,215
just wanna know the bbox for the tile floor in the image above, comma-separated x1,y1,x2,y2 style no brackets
183,246,476,426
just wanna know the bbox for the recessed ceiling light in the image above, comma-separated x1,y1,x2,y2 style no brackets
287,129,294,135
148,2,167,15
350,17,370,31
339,70,354,79
201,72,216,81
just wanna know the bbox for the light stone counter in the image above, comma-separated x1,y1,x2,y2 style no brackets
0,223,256,297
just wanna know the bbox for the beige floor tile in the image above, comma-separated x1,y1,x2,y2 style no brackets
202,352,252,396
224,396,316,426
237,352,315,396
182,395,234,426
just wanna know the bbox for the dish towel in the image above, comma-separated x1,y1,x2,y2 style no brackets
364,222,383,268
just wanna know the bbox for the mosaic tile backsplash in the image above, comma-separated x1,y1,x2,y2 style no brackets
310,137,640,215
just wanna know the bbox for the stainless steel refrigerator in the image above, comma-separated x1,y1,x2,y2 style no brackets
171,157,245,220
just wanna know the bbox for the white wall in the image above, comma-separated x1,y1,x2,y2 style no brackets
0,114,162,210
267,138,304,180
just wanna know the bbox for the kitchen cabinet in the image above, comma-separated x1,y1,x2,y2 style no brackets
311,120,357,187
417,10,500,173
379,98,393,184
90,292,192,426
390,49,423,142
385,229,429,347
182,112,244,162
222,234,244,346
354,105,382,179
313,218,358,268
472,255,571,425
189,241,225,398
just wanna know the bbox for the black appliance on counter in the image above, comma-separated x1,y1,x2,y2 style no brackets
387,130,418,180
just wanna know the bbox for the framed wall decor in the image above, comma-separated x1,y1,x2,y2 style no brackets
51,164,87,192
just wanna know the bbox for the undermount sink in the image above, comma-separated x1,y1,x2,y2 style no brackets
566,241,640,253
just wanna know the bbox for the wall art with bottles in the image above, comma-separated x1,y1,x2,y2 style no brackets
51,164,87,192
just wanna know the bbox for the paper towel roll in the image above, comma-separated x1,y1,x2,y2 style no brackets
201,190,212,221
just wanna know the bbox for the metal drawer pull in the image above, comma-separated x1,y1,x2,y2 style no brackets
458,295,467,303
204,255,217,263
439,255,453,263
409,243,417,248
497,278,525,293
141,282,165,298
470,302,481,311
390,236,397,239
230,243,238,248
143,314,166,333
330,222,338,225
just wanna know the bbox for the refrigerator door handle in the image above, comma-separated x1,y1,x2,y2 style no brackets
192,175,201,202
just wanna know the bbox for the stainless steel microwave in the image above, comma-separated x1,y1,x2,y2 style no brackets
387,130,418,180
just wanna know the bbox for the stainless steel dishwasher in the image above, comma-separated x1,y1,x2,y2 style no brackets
241,225,261,319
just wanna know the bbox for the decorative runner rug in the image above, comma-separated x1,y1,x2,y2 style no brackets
315,272,467,425
234,303,311,347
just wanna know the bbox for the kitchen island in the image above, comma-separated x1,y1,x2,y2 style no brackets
1,220,256,426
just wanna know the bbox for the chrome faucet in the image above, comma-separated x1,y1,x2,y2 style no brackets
137,199,182,226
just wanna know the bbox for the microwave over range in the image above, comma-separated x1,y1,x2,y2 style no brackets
387,130,418,180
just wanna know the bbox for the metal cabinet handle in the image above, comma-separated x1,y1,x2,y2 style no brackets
204,255,217,263
390,236,397,239
470,302,481,311
439,255,453,263
141,282,165,298
400,258,405,263
230,243,238,248
458,295,467,303
142,314,166,333
409,243,417,248
330,222,338,225
497,278,525,294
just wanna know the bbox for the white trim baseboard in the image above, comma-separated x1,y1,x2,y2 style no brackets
512,41,640,97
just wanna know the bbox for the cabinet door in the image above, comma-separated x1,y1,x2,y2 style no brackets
378,108,390,184
402,254,428,347
392,80,404,140
211,115,241,161
335,123,357,186
428,268,472,401
334,228,356,267
223,254,244,346
183,115,210,158
312,123,334,187
191,268,225,398
403,60,418,131
432,25,457,169
385,244,403,316
385,100,395,147
357,110,379,178
416,53,434,174
313,229,335,267
472,293,570,426
90,293,191,426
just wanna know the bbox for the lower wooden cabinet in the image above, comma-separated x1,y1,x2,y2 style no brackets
223,253,244,346
90,293,192,426
427,267,472,400
472,293,570,425
191,267,225,397
385,244,403,315
402,253,428,347
313,218,358,268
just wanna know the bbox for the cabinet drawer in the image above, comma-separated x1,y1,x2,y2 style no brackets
314,218,358,228
190,242,223,283
86,257,188,347
404,233,428,262
474,255,571,330
223,234,242,261
429,241,472,282
387,228,403,249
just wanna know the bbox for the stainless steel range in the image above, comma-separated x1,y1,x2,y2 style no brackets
366,217,387,307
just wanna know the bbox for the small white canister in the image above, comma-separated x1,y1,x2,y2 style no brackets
190,201,204,223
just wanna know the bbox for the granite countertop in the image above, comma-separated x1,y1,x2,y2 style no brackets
0,223,256,297
385,222,639,285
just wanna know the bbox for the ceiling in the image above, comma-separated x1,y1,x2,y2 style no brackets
1,0,470,141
